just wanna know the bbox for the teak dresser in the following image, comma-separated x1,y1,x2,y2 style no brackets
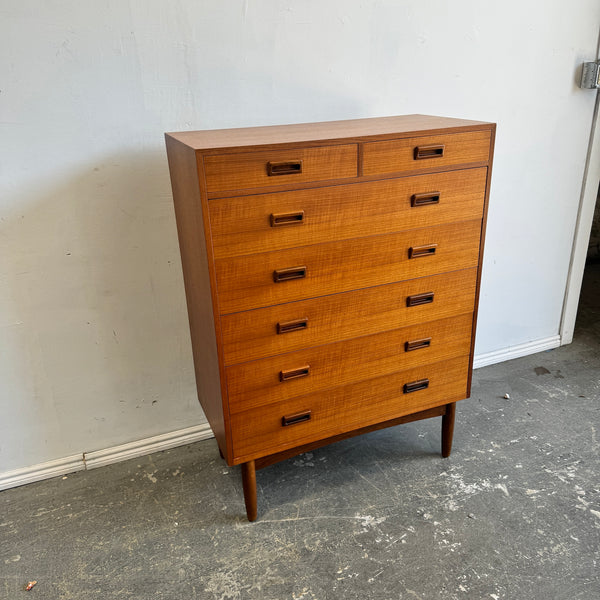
165,115,495,521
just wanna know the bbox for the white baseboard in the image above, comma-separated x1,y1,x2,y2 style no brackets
473,335,562,369
0,423,214,492
0,454,85,492
84,423,213,470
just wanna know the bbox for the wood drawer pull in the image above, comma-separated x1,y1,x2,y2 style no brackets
406,292,434,307
411,192,440,207
277,318,308,334
282,410,312,427
267,160,303,176
279,365,311,382
273,266,307,282
414,144,445,160
403,378,430,394
409,244,437,259
270,211,305,227
405,337,432,352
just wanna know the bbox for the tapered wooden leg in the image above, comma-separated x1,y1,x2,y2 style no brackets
441,402,456,458
241,460,257,522
218,446,224,459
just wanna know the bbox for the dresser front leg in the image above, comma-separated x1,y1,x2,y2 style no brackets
441,402,456,458
241,460,257,522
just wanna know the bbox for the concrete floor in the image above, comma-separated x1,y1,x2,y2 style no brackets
2,265,599,599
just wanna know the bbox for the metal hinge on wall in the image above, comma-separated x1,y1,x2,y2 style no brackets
580,61,600,89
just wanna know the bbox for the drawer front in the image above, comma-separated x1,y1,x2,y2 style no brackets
215,219,482,314
221,268,478,365
363,131,491,176
226,313,473,413
203,144,358,193
210,167,487,259
230,355,470,462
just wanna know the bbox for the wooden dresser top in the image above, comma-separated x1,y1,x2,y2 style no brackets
165,114,494,151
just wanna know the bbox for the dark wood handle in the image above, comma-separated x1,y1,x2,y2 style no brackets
409,244,437,259
411,192,440,207
277,318,308,334
267,160,303,176
280,365,310,382
273,266,307,282
282,410,312,427
403,378,430,394
406,292,434,307
270,211,305,227
405,337,432,352
414,144,445,160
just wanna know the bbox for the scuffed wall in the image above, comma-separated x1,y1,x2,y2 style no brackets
1,0,599,475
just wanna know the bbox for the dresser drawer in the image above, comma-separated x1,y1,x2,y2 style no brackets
203,144,358,193
226,313,473,413
363,131,491,176
215,219,482,314
209,168,487,259
230,355,470,462
221,268,477,365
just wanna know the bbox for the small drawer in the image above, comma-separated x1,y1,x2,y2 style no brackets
363,131,491,176
220,268,478,366
215,219,482,314
226,313,473,413
203,144,358,193
230,355,470,462
209,168,487,259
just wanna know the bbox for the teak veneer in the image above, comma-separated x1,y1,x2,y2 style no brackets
165,114,495,521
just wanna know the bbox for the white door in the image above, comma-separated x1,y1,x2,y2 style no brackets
561,39,600,344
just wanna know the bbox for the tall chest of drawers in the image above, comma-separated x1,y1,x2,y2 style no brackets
165,115,495,521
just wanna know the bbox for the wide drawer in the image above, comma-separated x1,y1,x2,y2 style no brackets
220,268,477,365
203,144,358,193
215,219,482,314
209,167,487,259
363,131,491,176
226,313,473,413
230,355,470,462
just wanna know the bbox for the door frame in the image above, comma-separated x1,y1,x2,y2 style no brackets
560,71,600,344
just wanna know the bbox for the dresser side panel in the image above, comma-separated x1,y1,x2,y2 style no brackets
467,123,497,394
165,135,226,452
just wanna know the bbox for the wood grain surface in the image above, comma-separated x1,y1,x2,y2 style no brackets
164,136,228,455
204,144,357,193
209,167,487,259
220,268,478,365
215,219,482,314
230,355,470,463
166,114,493,151
363,130,491,175
226,312,473,412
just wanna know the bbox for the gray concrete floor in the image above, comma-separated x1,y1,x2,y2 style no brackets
2,265,599,599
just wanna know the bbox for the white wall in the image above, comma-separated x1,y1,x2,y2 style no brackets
1,1,599,477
